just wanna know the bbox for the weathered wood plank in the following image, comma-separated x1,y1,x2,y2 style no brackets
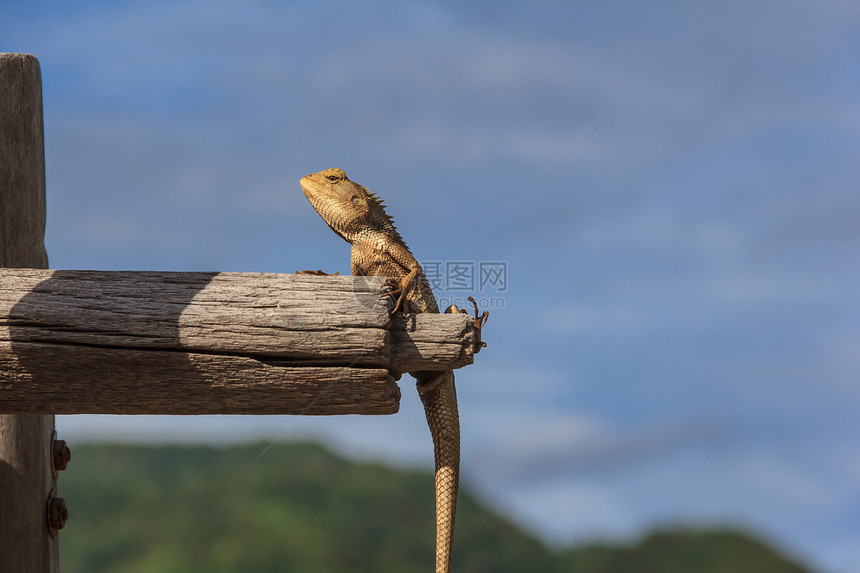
0,270,390,363
0,341,399,415
0,269,475,372
0,52,57,573
390,313,475,373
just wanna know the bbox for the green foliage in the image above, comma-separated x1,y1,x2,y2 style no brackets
58,443,813,573
560,529,814,573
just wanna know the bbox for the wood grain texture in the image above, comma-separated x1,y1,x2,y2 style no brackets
0,54,48,269
0,270,475,414
389,313,475,373
0,52,57,573
0,270,392,365
0,341,399,415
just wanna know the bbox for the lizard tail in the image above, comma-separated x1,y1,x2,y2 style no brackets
417,369,460,573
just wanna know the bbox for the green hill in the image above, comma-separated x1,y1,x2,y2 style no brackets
561,529,813,573
56,442,813,573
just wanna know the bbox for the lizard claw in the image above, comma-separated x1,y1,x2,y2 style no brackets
382,265,422,315
447,296,488,353
382,277,405,315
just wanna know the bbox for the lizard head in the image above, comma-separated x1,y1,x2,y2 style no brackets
300,167,403,244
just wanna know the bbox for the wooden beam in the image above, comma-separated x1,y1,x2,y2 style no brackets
0,342,399,415
0,270,477,415
0,52,57,573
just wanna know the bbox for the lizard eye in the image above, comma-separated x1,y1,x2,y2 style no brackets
351,196,361,205
326,175,340,182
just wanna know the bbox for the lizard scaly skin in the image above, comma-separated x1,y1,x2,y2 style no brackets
300,167,460,572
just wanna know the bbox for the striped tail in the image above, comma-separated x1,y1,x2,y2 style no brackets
417,370,460,573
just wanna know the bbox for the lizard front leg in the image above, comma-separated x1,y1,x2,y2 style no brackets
383,264,422,315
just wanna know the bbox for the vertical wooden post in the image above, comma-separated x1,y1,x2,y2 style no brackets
0,53,57,572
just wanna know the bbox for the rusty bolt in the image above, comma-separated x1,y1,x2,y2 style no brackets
52,440,71,475
46,493,68,538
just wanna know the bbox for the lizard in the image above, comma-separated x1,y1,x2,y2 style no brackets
300,167,486,572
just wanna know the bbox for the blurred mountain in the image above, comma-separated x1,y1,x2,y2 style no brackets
57,442,813,573
561,529,813,573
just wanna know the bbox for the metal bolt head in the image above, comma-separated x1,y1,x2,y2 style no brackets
52,439,71,474
47,493,68,538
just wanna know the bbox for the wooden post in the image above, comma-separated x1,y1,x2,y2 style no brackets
0,53,57,572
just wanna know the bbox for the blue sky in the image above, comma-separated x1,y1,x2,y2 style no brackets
3,1,860,571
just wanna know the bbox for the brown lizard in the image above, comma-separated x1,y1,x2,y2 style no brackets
300,167,480,572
